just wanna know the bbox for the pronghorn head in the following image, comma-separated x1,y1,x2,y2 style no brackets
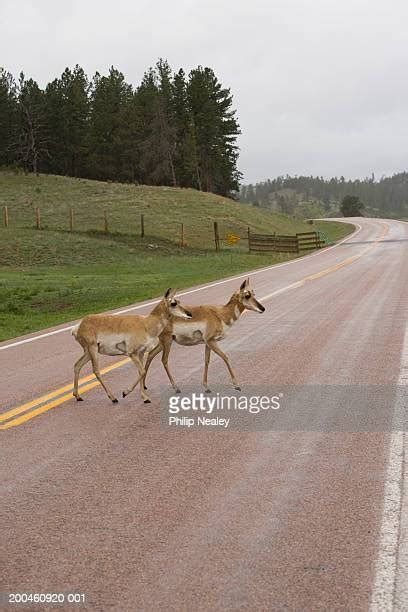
163,288,193,319
238,279,265,313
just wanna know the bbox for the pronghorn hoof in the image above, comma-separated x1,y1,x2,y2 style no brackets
175,388,181,394
122,392,127,398
76,396,84,402
205,389,212,394
143,385,148,390
112,398,119,404
235,386,241,391
144,399,151,404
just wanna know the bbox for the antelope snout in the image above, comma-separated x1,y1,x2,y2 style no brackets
177,307,193,319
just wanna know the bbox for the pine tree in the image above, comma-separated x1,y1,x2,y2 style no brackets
43,77,65,175
187,66,241,196
115,89,143,183
340,195,365,217
60,66,89,176
0,68,17,166
136,61,177,186
87,67,133,181
172,69,201,189
156,59,177,186
16,73,49,174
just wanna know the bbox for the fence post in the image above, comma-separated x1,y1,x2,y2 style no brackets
180,223,185,247
214,221,220,252
247,226,251,252
141,213,145,238
4,206,8,228
104,210,109,234
296,234,300,254
35,207,41,230
69,207,74,232
273,232,276,252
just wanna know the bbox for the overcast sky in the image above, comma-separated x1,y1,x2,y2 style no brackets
1,0,407,184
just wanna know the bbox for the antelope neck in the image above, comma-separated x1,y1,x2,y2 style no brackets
222,295,245,325
149,300,171,334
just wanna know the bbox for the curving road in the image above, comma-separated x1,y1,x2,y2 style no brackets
1,218,408,610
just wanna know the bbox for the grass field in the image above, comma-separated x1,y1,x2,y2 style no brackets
0,171,354,341
0,171,314,248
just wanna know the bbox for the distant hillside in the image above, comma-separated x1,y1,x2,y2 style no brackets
240,173,408,219
0,170,318,263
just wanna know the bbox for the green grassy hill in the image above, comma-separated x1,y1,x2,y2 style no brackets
0,171,318,257
0,171,354,340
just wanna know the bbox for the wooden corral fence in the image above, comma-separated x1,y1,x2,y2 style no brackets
248,230,326,253
297,231,326,251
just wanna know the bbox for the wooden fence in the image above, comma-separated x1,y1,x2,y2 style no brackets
297,231,326,251
1,205,327,253
248,230,325,253
248,233,298,253
1,207,244,251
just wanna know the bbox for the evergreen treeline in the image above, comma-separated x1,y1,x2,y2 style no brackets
241,174,408,218
0,60,241,196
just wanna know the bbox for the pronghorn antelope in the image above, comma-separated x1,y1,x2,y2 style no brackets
141,279,265,394
72,289,192,404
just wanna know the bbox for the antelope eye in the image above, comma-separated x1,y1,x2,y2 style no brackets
244,292,251,298
170,300,177,306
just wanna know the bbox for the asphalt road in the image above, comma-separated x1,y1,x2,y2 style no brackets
1,218,408,611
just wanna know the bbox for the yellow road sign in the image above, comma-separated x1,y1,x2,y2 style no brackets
226,233,241,245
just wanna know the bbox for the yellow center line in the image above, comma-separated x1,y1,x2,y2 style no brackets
0,358,130,424
1,223,389,431
0,380,104,430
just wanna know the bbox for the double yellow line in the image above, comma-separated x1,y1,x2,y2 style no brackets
0,222,389,431
0,358,130,430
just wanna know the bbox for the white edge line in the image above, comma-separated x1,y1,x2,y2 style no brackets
0,221,362,352
370,328,408,606
370,432,404,611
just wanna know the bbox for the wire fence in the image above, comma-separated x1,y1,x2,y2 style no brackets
1,205,326,253
1,206,254,252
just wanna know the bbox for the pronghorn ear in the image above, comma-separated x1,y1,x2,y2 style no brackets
164,287,176,300
240,278,249,291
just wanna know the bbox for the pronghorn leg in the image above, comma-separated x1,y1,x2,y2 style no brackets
142,343,163,391
123,352,151,402
122,352,150,402
143,335,179,393
161,337,180,393
139,353,151,403
73,350,91,401
89,345,118,403
203,345,211,393
206,340,241,391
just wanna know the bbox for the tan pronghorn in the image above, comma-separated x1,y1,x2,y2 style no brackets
72,289,192,404
141,279,265,394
